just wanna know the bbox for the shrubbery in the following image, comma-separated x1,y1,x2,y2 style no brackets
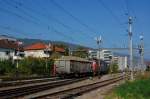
109,63,119,73
0,57,54,77
18,57,54,75
0,60,15,75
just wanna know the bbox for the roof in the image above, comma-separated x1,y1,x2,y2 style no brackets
24,42,65,52
0,35,17,41
0,39,19,50
55,56,91,62
24,42,48,50
53,46,65,52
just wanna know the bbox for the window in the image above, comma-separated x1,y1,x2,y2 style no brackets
5,51,10,55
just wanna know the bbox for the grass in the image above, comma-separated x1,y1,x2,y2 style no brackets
105,72,150,99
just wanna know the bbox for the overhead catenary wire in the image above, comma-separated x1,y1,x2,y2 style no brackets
11,0,93,42
49,0,98,36
0,25,29,37
29,0,94,40
0,0,77,43
3,0,39,22
97,0,125,28
0,7,39,25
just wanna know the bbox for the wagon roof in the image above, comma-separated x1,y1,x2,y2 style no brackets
55,56,91,62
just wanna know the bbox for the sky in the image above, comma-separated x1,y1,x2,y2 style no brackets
0,0,150,58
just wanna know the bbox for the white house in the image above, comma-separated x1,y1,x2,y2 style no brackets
0,37,23,61
24,42,65,58
24,42,51,58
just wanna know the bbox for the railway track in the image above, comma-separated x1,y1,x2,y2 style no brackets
35,75,128,99
0,78,87,99
0,77,59,88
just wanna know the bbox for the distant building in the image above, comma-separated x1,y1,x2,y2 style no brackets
88,50,97,59
117,56,127,71
24,42,65,58
99,50,112,63
88,49,113,63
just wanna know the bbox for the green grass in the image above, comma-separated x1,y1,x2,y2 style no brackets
105,72,150,99
115,79,150,99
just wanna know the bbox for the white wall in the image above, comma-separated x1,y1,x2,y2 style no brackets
24,50,49,58
0,52,9,60
0,49,14,60
118,56,127,71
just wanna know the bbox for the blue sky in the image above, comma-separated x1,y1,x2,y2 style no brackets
0,0,150,58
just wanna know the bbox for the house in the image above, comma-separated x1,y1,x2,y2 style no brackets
24,42,51,58
0,37,23,61
24,42,65,58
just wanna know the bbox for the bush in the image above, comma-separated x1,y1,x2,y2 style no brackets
0,60,15,75
0,57,54,77
115,79,150,99
18,57,54,76
109,63,119,73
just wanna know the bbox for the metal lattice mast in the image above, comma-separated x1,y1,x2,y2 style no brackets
139,35,144,71
128,16,133,80
95,36,102,77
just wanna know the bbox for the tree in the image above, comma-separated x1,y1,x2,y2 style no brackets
109,63,119,73
54,44,69,56
0,60,15,75
72,47,88,58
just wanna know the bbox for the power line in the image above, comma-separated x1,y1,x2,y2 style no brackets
31,0,94,40
0,7,39,25
97,0,124,27
49,0,98,36
3,0,39,22
124,0,130,16
0,0,77,42
11,0,93,42
0,25,29,37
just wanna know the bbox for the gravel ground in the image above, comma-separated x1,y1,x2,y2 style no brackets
22,73,122,99
75,79,125,99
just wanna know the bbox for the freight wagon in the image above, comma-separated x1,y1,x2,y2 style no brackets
54,56,92,77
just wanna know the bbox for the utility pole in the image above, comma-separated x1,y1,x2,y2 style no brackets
95,36,102,78
128,16,134,80
139,35,144,72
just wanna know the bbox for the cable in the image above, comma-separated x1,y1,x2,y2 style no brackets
49,0,98,35
3,0,39,22
34,0,95,40
0,7,39,25
0,1,77,43
12,0,93,41
124,0,130,16
97,0,124,27
0,25,29,37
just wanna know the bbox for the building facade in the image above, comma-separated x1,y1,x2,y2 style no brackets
0,35,23,60
24,42,65,58
117,56,127,71
88,49,113,63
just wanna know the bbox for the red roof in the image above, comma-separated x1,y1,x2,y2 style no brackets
24,42,47,50
54,46,65,52
24,42,65,52
0,39,19,50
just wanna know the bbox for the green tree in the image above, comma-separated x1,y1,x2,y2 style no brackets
54,44,69,56
0,60,15,75
18,57,54,76
109,63,119,73
72,47,88,58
